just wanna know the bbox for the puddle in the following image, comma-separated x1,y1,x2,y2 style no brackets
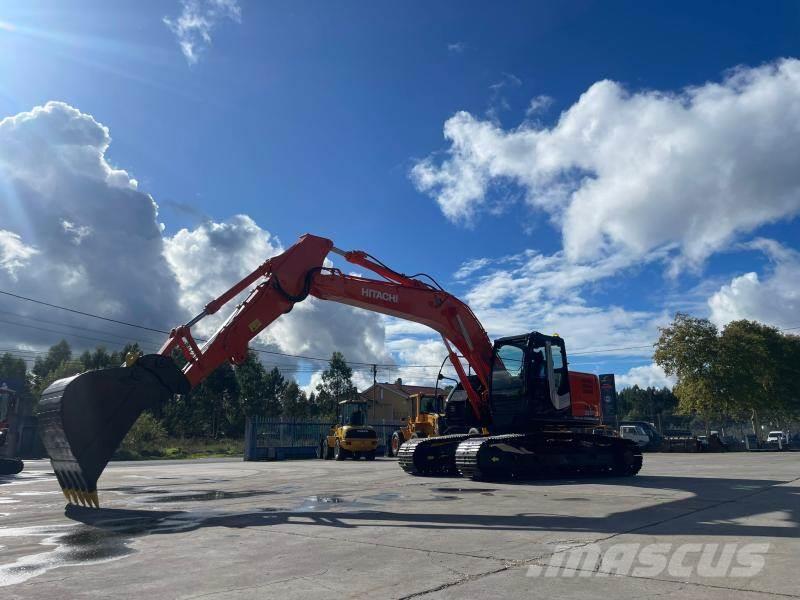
0,499,19,505
560,497,590,502
142,490,277,503
13,491,61,497
0,523,134,587
432,487,497,496
0,471,56,487
364,492,402,501
295,495,378,513
106,487,277,504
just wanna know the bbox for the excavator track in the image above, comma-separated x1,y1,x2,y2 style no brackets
397,433,476,476
455,432,642,481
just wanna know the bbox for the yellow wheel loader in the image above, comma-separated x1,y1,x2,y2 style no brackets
317,400,378,461
389,393,444,457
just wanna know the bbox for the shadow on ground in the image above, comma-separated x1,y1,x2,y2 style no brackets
67,474,800,541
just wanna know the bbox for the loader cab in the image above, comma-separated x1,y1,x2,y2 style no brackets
413,393,443,419
339,400,368,426
489,332,572,432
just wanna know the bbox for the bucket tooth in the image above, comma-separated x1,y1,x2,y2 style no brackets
88,491,100,508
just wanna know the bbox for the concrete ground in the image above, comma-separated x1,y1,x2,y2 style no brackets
0,453,798,599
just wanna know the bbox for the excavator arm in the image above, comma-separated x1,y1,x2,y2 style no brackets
38,233,494,506
165,234,491,416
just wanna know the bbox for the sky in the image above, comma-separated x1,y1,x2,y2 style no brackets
1,0,799,392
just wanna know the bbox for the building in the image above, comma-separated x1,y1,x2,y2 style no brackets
359,378,444,422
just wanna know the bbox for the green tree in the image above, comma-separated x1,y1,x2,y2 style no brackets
315,352,357,418
79,346,115,371
32,340,72,381
617,385,678,423
281,380,309,419
163,363,240,438
235,351,282,418
654,313,720,433
716,320,800,434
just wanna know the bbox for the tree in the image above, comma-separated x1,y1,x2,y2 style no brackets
716,320,800,433
32,340,72,382
281,381,309,419
235,352,281,418
654,313,800,437
315,352,357,418
617,385,678,423
654,313,720,433
79,346,114,371
163,363,240,438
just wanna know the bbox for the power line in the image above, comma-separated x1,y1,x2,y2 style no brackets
0,290,169,334
4,287,796,372
0,308,164,346
0,318,161,350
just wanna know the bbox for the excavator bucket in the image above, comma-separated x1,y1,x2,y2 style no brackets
38,354,190,507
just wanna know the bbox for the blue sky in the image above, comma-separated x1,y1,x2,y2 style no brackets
1,1,799,390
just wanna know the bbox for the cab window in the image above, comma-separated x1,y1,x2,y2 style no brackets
491,343,525,400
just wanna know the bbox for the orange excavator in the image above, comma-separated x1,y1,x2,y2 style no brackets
38,234,642,507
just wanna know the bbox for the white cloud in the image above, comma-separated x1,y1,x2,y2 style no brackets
708,238,800,329
453,257,491,281
525,95,553,117
164,215,281,319
413,59,800,272
617,363,675,389
163,0,241,65
0,101,184,352
447,42,465,54
451,248,667,361
0,230,38,277
0,102,395,384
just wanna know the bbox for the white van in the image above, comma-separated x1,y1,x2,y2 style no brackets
620,424,650,448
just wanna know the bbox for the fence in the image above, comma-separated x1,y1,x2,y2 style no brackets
244,417,404,461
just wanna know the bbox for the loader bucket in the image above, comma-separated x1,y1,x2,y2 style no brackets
38,354,190,507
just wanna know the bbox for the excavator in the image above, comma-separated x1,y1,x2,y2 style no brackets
38,233,642,507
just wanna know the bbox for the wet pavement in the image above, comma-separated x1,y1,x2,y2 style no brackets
1,453,799,599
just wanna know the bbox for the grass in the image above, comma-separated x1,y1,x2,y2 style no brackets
112,437,244,461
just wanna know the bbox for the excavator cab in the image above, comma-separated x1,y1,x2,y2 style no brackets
489,332,572,432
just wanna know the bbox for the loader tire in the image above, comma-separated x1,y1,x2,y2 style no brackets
317,438,327,459
334,439,347,461
391,431,404,456
365,451,376,461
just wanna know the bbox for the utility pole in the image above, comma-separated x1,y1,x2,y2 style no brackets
372,364,377,422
